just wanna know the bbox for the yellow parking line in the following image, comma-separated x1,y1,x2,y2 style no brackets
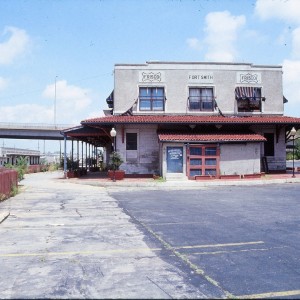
193,247,269,255
175,241,264,250
0,247,162,258
0,241,265,258
237,289,300,299
193,245,287,256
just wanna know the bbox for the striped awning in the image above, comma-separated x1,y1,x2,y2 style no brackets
235,87,259,100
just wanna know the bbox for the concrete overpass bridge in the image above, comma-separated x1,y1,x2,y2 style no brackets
0,123,75,140
0,123,103,173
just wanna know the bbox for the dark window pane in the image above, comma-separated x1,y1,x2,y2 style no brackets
202,101,213,110
205,158,216,165
126,133,137,150
190,147,202,155
205,169,216,176
140,100,151,110
205,147,217,156
153,99,164,110
190,169,202,176
190,159,202,166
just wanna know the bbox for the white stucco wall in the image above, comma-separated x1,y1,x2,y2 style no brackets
115,124,160,174
114,62,283,116
220,143,261,176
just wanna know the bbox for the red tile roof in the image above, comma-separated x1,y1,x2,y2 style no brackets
82,115,300,125
158,133,266,142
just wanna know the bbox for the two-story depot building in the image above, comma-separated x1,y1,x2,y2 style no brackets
63,61,300,180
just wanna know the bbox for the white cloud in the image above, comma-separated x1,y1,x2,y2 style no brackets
85,110,104,120
0,77,9,91
0,26,30,65
282,59,300,116
291,27,300,59
254,1,300,116
255,0,300,24
203,11,246,62
0,104,53,123
0,80,94,124
42,80,93,124
186,37,202,51
281,27,300,116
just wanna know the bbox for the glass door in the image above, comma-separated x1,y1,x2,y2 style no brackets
167,146,183,173
187,144,219,179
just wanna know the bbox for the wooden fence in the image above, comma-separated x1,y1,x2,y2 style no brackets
0,168,18,199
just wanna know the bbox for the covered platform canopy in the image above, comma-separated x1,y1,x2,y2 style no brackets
61,114,300,174
62,125,112,147
63,114,300,147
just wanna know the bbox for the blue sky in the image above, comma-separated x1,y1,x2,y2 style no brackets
1,0,300,152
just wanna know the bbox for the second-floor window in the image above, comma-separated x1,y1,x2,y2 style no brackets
235,87,262,112
139,87,165,111
188,87,214,111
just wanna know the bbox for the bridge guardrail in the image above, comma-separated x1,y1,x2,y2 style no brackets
0,123,76,130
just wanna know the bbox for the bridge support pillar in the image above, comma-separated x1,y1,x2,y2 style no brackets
63,135,67,178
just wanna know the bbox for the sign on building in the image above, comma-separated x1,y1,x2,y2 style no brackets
188,72,214,84
236,72,261,84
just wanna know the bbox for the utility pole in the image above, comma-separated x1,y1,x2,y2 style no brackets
54,76,58,126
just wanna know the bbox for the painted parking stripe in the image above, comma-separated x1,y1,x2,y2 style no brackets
175,241,264,250
237,289,300,299
191,245,287,256
0,247,162,258
0,241,265,258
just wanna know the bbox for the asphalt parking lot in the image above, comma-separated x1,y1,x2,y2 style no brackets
110,184,300,299
1,172,300,299
0,172,220,299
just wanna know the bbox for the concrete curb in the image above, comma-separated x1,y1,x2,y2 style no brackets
71,176,300,189
0,211,10,224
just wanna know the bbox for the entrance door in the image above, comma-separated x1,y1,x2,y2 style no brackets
167,146,183,173
187,144,220,178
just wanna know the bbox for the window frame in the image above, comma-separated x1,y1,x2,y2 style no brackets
139,86,165,111
187,144,220,179
235,86,262,113
126,132,138,151
188,86,215,112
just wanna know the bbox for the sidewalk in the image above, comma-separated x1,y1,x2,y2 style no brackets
68,170,300,189
2,170,299,224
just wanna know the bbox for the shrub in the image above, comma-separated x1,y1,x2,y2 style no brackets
48,163,59,171
5,156,28,181
108,152,124,170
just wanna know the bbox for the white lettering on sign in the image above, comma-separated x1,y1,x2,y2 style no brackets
188,72,214,83
139,71,165,82
237,72,261,84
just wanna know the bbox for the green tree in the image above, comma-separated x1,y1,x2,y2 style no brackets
15,156,28,181
5,156,28,181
